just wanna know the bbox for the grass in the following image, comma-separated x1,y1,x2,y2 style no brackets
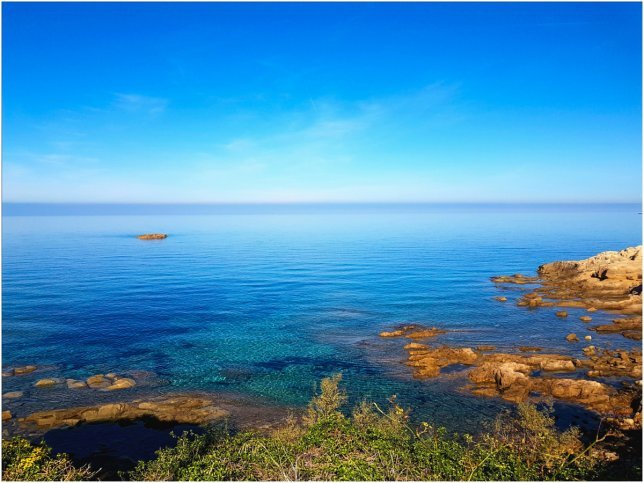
2,374,623,481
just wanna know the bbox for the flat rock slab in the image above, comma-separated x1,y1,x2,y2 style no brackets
19,395,230,430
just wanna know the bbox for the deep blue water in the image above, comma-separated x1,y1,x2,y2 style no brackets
2,204,642,434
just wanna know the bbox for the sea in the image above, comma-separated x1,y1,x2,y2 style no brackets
2,203,641,469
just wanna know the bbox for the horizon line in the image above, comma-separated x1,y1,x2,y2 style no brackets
3,201,642,206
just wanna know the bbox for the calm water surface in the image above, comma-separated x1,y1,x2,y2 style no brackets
2,204,641,435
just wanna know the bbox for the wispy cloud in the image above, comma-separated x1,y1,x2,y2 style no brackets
114,93,168,115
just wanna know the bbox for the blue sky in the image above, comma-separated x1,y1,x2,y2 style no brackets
2,2,642,203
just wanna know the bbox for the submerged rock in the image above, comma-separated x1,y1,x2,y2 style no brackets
566,333,579,342
66,379,88,389
34,378,63,388
518,346,542,352
3,391,23,399
491,274,539,284
494,296,507,302
86,374,112,389
4,365,38,377
102,377,136,391
2,410,12,421
556,310,568,318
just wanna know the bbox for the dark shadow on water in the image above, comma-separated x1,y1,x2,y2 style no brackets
43,417,206,480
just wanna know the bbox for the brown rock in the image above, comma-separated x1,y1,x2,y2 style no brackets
2,410,12,421
476,345,496,351
491,274,539,284
66,379,88,389
405,327,446,339
540,359,576,371
34,378,62,388
13,365,37,375
494,296,507,302
518,346,542,352
86,374,112,389
537,246,642,319
403,342,428,350
566,333,579,342
580,316,592,322
379,330,405,338
555,311,568,318
137,234,168,240
3,391,23,399
19,395,229,430
102,377,136,391
404,346,478,378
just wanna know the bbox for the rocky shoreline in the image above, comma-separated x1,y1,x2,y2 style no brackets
381,246,642,431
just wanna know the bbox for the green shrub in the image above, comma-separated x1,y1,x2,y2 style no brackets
2,436,94,481
1,375,613,481
131,375,605,481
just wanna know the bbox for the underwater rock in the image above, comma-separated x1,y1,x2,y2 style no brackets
2,410,12,421
491,274,539,284
66,379,88,389
102,377,136,391
34,378,63,388
4,365,38,377
556,310,568,318
3,391,23,399
86,374,112,389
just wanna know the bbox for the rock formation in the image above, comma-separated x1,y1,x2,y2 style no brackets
137,234,168,240
19,395,229,430
379,325,446,339
537,246,642,316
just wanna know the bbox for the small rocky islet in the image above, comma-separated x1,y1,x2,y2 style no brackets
137,233,168,240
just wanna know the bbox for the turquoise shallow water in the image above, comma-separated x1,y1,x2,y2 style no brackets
2,204,642,433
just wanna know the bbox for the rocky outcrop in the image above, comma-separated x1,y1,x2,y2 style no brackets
19,395,229,430
590,316,642,340
404,345,477,378
386,333,641,419
468,359,637,416
492,247,642,340
137,234,168,240
379,325,446,339
537,246,642,316
578,348,642,379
